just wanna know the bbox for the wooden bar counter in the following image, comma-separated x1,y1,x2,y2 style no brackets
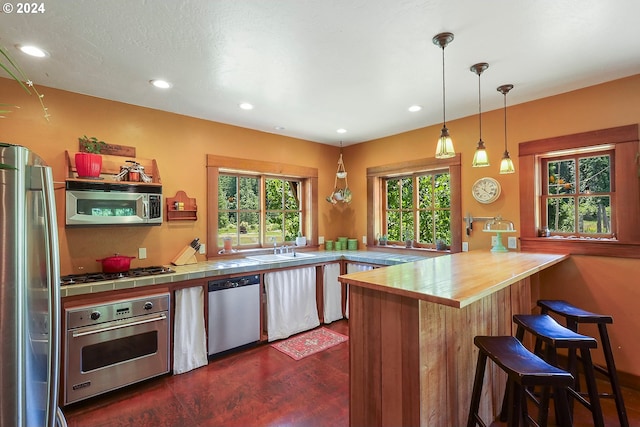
338,250,568,427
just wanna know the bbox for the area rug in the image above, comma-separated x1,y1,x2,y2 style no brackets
271,327,348,360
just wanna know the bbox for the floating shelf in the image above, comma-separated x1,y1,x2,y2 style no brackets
166,190,197,221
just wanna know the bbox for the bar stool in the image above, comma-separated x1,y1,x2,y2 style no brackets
467,335,574,427
513,314,605,427
538,300,629,427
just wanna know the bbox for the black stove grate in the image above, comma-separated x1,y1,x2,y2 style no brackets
60,266,174,286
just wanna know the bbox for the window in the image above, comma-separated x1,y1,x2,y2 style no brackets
217,174,303,248
384,171,451,246
519,125,640,258
542,150,614,237
207,155,318,256
367,155,462,252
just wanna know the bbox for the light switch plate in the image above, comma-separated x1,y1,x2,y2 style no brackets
138,248,147,259
362,235,367,245
318,236,325,244
199,243,206,254
462,242,469,252
507,236,517,249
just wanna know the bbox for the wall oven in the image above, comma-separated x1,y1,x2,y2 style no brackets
64,292,170,405
65,181,162,226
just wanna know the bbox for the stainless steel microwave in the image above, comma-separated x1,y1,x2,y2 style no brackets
65,181,162,226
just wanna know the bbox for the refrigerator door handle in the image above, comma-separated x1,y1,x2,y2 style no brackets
56,407,68,427
42,166,65,427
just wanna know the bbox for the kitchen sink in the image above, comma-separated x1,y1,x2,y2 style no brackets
245,252,315,263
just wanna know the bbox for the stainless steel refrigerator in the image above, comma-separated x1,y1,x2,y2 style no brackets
0,143,67,427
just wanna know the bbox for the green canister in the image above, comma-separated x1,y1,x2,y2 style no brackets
347,239,358,250
325,240,334,251
334,240,342,251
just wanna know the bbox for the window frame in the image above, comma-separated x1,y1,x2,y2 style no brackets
367,154,462,253
541,148,615,238
519,124,640,258
207,155,318,258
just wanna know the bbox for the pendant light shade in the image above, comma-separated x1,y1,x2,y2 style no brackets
497,84,515,174
433,32,455,159
470,62,490,167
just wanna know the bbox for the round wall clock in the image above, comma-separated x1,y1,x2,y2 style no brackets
472,177,501,204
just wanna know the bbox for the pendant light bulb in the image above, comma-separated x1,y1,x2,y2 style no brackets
497,84,515,174
433,32,455,159
471,63,490,167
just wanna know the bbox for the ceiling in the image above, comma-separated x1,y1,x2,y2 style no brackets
2,0,640,146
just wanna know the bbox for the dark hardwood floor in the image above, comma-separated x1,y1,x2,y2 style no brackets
62,319,640,427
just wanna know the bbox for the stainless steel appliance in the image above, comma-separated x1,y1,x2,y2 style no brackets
65,180,162,226
0,143,67,426
60,266,174,286
208,275,260,355
64,292,170,405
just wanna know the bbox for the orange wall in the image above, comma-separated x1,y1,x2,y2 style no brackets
2,73,640,376
0,77,340,274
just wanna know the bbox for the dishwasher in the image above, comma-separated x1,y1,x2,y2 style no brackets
207,274,261,355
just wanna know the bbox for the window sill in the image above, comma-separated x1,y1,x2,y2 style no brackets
520,237,640,259
366,245,450,256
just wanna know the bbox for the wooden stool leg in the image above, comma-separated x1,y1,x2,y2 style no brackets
467,351,488,427
553,386,573,427
579,348,605,427
598,323,630,427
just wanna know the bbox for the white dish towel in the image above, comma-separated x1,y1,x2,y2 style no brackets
173,286,208,374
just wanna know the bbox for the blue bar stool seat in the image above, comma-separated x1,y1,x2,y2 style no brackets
513,314,605,427
467,335,574,427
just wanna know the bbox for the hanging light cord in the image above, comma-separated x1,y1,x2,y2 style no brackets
503,92,508,151
441,46,446,126
478,72,482,140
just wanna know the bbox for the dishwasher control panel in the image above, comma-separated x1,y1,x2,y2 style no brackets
208,274,260,291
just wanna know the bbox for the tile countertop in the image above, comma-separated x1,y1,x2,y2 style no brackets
60,250,432,297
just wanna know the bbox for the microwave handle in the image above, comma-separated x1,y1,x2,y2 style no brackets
143,199,149,219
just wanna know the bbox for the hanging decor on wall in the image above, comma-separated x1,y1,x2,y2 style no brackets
326,142,352,204
470,62,490,167
497,84,516,174
433,32,456,159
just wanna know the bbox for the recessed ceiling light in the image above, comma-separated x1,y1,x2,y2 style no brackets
336,128,347,134
274,126,286,131
17,45,49,58
239,103,254,110
408,105,422,112
150,79,172,89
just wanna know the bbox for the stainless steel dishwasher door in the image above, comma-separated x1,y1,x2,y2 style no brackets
207,275,261,355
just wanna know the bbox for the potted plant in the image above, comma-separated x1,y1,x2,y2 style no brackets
403,230,414,248
295,231,307,247
76,135,106,178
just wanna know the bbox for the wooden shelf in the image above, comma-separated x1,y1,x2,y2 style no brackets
166,191,197,221
64,151,161,184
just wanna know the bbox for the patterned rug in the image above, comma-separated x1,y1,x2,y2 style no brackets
271,327,349,360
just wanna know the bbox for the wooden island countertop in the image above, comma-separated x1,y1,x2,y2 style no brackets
338,250,568,427
339,250,568,308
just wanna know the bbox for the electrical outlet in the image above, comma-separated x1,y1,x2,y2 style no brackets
362,235,367,245
462,242,469,252
491,236,498,247
199,243,206,254
318,236,325,244
138,248,147,259
507,236,517,249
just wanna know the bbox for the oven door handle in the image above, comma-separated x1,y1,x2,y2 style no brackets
71,313,167,338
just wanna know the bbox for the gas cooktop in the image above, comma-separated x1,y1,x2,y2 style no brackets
60,266,175,286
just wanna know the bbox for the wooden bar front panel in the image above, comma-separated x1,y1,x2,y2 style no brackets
349,277,531,426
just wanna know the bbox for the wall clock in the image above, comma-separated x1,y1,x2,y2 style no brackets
472,177,501,204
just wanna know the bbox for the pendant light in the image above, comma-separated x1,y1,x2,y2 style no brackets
497,84,515,174
470,62,490,167
326,142,352,204
432,32,455,159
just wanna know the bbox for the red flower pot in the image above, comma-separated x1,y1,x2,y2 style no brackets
75,152,102,178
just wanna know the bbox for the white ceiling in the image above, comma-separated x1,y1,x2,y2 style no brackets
2,0,640,146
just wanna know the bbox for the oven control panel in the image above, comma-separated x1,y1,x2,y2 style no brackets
66,292,170,329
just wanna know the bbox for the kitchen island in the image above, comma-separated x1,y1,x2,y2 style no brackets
338,250,568,427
